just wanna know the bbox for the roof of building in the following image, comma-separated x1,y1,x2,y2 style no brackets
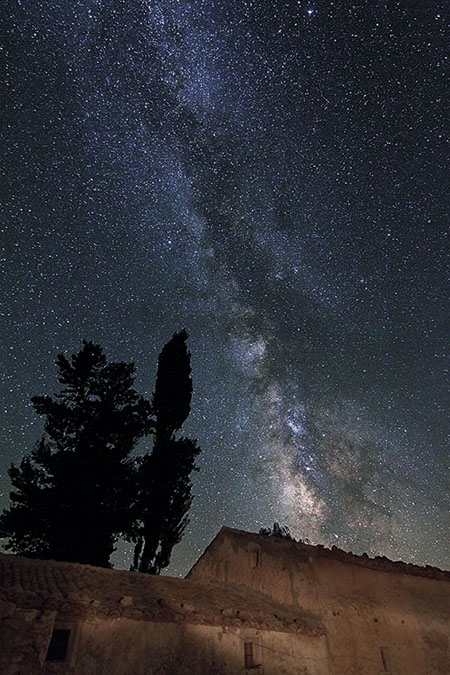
202,527,450,582
0,552,323,636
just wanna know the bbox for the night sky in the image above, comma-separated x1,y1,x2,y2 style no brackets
1,1,449,575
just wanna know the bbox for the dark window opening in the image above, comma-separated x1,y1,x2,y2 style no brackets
46,628,71,662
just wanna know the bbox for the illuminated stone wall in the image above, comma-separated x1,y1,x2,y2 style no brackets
188,527,450,675
0,611,326,675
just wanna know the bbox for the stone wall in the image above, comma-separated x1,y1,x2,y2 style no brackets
187,529,450,675
0,607,326,675
67,619,326,675
0,599,55,675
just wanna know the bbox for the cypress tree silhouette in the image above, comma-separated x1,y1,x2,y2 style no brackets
0,341,151,567
133,330,200,574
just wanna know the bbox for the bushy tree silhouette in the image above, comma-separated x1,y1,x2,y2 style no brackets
259,522,294,540
0,341,151,567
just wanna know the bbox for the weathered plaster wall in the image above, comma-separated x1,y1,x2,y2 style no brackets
188,530,450,675
0,609,326,675
0,599,55,675
66,619,326,675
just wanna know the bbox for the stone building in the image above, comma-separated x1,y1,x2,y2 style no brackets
189,527,450,674
0,526,449,674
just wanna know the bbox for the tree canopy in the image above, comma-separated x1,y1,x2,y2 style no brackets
132,330,200,574
0,341,150,566
0,334,200,572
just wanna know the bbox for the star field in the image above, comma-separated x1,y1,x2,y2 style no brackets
1,0,449,574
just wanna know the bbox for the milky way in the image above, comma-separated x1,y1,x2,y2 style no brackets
1,1,449,574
